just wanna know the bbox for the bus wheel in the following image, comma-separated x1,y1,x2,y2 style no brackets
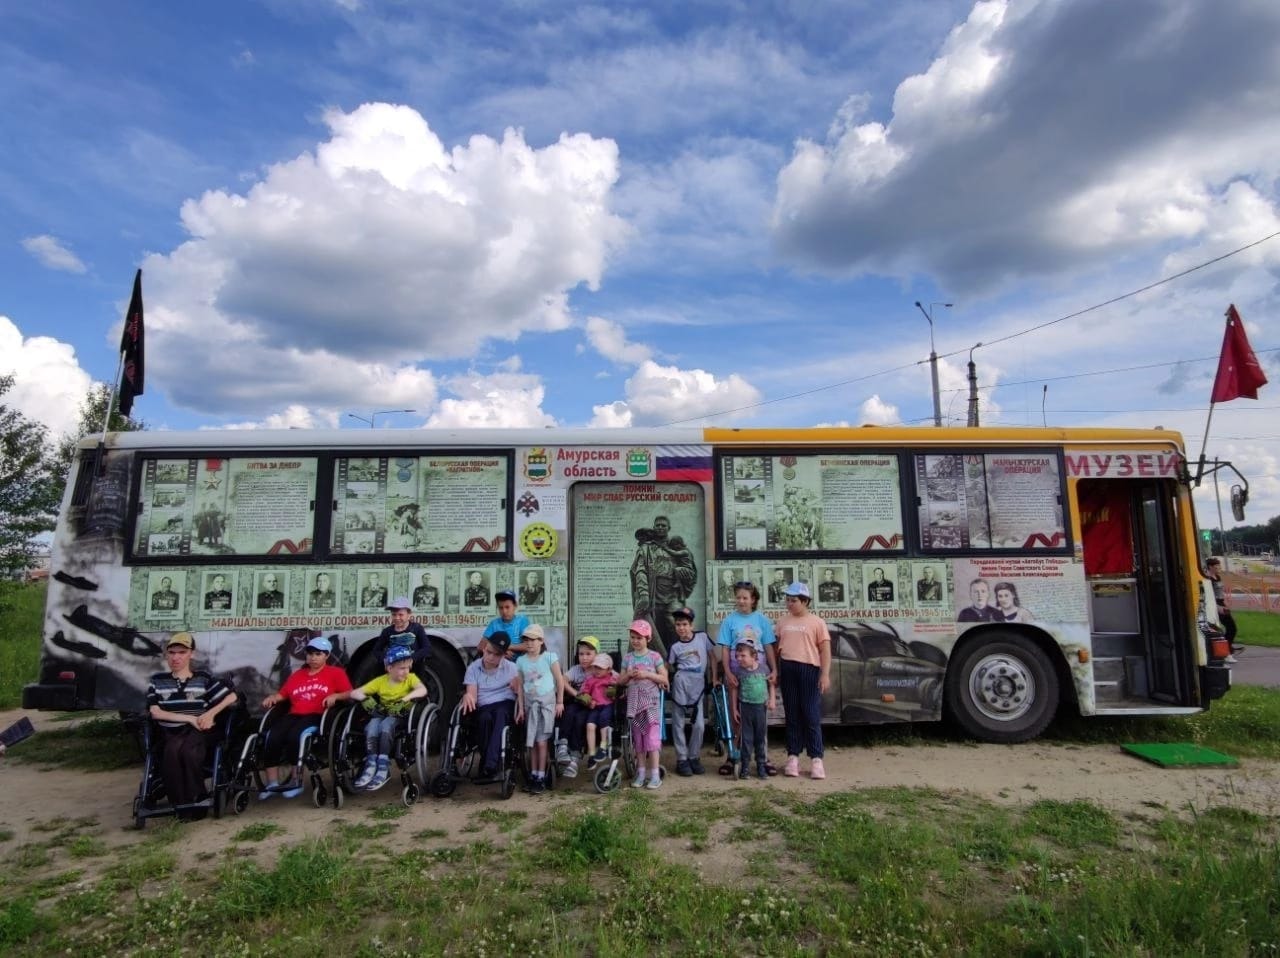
945,633,1058,743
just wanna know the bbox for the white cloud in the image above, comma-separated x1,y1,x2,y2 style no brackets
584,316,652,364
0,316,93,438
142,102,626,422
21,234,87,274
589,358,761,427
425,364,557,428
772,0,1280,290
858,394,899,426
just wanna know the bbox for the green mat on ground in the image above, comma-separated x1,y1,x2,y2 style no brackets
1122,743,1238,767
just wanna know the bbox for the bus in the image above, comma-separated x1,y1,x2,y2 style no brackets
24,425,1234,743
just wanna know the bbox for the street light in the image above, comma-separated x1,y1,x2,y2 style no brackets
914,301,952,427
346,409,416,429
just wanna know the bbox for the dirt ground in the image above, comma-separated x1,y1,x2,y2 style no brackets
3,707,1279,876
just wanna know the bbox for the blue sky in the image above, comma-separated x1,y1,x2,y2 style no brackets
3,0,1278,526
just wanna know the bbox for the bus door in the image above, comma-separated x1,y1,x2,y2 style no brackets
568,482,706,660
1135,481,1186,703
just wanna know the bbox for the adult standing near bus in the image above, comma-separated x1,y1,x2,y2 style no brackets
1206,557,1239,661
145,632,237,822
773,582,831,780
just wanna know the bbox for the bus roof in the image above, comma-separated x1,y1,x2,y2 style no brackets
78,424,1185,452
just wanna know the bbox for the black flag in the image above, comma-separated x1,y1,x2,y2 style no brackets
118,269,145,416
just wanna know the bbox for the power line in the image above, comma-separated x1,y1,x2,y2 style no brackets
662,230,1280,425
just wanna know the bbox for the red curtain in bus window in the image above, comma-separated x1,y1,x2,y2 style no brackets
1077,481,1134,576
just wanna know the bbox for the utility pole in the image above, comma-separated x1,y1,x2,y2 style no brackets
966,342,982,427
914,301,951,427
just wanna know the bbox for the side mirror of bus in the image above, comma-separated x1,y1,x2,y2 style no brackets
1230,484,1247,523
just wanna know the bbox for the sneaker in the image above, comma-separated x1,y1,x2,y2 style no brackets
645,775,662,790
738,764,748,779
676,759,693,777
352,756,377,789
586,756,599,770
562,760,579,779
523,777,546,794
631,771,647,788
783,755,800,777
282,785,304,799
555,740,570,763
764,761,779,777
809,758,826,780
475,766,500,784
689,759,705,775
593,747,608,762
368,758,391,790
257,789,276,801
1225,654,1238,663
757,766,768,780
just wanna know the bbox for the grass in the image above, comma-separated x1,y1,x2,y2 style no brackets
1236,609,1280,648
0,581,45,709
3,787,1276,956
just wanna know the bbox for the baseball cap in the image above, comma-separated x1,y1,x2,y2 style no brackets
496,589,518,603
386,596,413,611
578,635,601,651
784,581,811,599
628,619,652,638
734,637,759,651
166,631,195,650
305,636,333,653
487,632,511,654
521,623,545,641
672,607,695,622
384,646,414,665
592,653,613,670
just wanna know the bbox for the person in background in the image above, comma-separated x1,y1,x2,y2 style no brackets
1206,557,1240,662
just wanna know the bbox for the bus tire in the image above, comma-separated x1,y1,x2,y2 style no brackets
945,632,1058,744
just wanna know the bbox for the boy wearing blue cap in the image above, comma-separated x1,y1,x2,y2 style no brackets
327,646,427,790
258,635,351,798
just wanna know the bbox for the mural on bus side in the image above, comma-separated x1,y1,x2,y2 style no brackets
706,555,1091,725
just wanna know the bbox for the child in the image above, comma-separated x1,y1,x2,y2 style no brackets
258,635,351,799
326,646,426,790
477,589,531,657
715,581,778,775
774,581,831,780
460,631,519,782
514,624,565,794
559,635,602,777
581,653,618,769
729,638,776,779
667,607,712,776
618,619,669,789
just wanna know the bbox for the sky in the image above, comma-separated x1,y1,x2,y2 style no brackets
2,0,1278,531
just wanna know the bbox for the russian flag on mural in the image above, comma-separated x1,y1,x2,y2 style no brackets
656,445,713,482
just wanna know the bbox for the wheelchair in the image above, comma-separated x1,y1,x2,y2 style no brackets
131,706,243,828
323,698,438,807
430,700,554,800
225,702,333,812
592,690,666,793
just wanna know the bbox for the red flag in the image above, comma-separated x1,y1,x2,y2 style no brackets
1210,304,1267,403
118,269,145,416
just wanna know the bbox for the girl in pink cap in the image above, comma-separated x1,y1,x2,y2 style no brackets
617,619,669,789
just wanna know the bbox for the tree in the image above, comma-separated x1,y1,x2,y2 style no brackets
0,375,60,578
52,382,145,509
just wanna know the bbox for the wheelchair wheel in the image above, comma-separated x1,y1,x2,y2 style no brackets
411,703,438,791
430,770,457,798
332,786,344,810
544,755,557,792
312,782,328,808
593,762,621,794
499,768,516,800
402,783,419,806
132,796,147,830
231,790,250,815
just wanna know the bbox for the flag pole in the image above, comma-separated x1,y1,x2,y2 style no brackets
1194,403,1216,486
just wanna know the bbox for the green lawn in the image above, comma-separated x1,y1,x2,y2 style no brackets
1237,609,1280,648
0,582,44,710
